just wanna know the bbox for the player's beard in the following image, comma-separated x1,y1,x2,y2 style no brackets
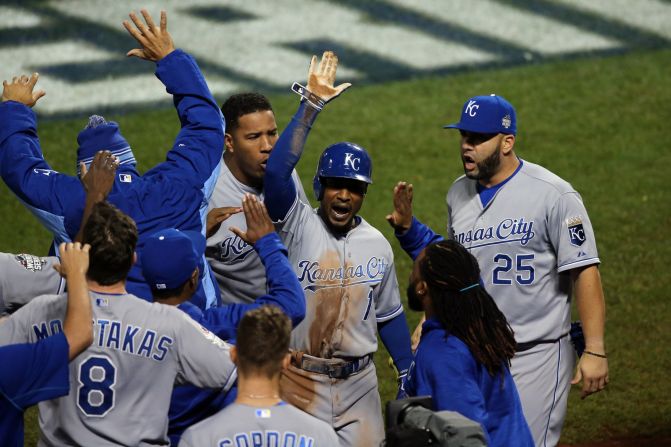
407,281,424,312
465,147,501,182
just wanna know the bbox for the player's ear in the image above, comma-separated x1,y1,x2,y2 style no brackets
224,133,234,152
281,353,290,370
501,134,515,155
132,252,137,266
230,346,238,365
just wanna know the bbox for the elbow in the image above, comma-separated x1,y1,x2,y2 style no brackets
290,293,307,327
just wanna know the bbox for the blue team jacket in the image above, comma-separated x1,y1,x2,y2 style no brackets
0,50,224,310
404,318,534,447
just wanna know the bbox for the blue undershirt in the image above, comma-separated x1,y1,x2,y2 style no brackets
477,159,523,207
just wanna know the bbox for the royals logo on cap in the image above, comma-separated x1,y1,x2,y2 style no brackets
444,94,517,135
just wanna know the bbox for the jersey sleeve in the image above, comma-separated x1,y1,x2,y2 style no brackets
0,295,50,345
0,332,70,409
548,192,600,273
374,249,404,322
0,101,84,242
396,217,444,261
0,253,64,315
172,309,237,389
264,101,320,222
144,50,224,190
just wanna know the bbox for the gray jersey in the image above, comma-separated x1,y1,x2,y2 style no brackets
0,291,236,446
179,402,339,446
0,253,64,315
447,160,600,343
207,159,308,304
277,198,403,359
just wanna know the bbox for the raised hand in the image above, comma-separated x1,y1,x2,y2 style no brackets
229,194,275,245
54,242,91,279
386,181,414,233
80,150,119,199
206,206,242,239
2,73,45,107
123,10,175,62
306,51,351,102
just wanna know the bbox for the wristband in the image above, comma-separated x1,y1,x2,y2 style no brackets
291,82,326,111
583,350,607,359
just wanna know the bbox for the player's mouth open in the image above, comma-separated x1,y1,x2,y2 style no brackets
462,154,476,170
330,204,351,220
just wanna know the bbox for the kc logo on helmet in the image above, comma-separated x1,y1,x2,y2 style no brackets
567,216,586,246
344,153,360,171
465,100,479,117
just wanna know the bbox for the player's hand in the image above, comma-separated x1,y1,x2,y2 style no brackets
306,51,351,102
206,206,242,239
386,181,414,233
571,352,609,399
54,242,91,279
229,194,275,245
123,10,175,62
411,314,425,352
80,150,119,199
2,73,45,107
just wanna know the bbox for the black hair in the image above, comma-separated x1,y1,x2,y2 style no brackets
420,240,516,377
221,93,273,132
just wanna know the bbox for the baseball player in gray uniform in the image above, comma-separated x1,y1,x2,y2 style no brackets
0,201,237,446
264,52,413,447
0,253,63,315
388,95,608,446
206,93,308,304
180,305,338,446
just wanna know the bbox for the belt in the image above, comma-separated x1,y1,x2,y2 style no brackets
290,351,372,379
516,332,569,353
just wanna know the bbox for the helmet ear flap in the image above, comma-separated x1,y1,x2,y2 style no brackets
313,175,323,201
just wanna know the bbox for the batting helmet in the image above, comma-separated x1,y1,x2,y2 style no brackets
313,142,373,200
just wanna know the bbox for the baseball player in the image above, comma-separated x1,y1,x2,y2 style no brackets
0,9,223,310
0,242,92,447
264,52,413,447
206,92,308,304
140,194,306,444
0,201,237,446
180,305,339,446
403,239,533,447
387,95,608,446
1,150,118,316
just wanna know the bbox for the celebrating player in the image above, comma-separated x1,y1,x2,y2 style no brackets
403,239,533,446
387,94,608,446
263,51,413,447
206,93,309,304
0,201,237,445
179,305,339,446
0,242,92,446
141,194,306,444
0,9,224,310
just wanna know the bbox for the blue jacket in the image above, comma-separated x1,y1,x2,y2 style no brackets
0,50,224,309
404,318,534,447
168,232,306,445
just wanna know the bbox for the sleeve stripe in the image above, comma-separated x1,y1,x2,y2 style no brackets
557,257,600,273
376,304,404,322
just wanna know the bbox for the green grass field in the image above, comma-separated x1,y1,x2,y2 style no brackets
11,47,671,445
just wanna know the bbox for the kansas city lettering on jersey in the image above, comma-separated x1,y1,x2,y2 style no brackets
297,257,387,291
216,235,255,262
453,217,535,247
32,318,174,362
219,431,314,447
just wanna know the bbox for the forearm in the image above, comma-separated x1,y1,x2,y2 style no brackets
378,313,413,373
255,233,306,326
63,271,92,359
74,192,106,243
573,265,606,352
264,101,320,220
396,217,443,260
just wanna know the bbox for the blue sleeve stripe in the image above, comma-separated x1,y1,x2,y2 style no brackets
557,257,600,273
376,304,404,322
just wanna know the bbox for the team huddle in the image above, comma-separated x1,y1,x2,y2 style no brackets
0,9,609,447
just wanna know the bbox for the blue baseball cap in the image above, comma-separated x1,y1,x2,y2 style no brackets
141,229,205,291
444,94,516,135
